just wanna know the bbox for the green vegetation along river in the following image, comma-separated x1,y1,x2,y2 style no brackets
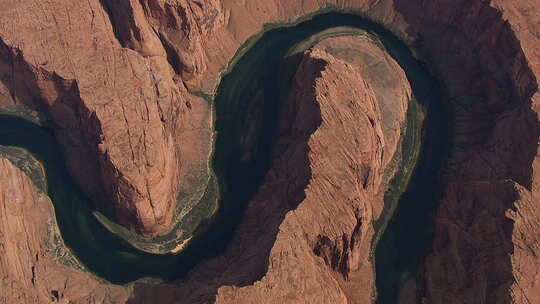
0,11,448,303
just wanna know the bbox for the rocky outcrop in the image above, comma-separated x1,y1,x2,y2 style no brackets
0,0,215,236
0,158,129,304
213,44,410,304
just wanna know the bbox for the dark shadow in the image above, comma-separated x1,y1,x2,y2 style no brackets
394,0,538,187
98,0,140,49
423,180,520,303
387,0,539,302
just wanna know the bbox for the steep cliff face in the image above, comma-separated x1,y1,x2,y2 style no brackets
0,0,215,236
390,1,540,302
0,0,538,303
0,158,129,304
213,43,410,304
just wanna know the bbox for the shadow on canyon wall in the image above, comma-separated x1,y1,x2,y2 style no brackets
0,37,109,214
393,0,538,302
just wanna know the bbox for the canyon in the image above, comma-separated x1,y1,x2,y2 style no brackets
0,0,538,303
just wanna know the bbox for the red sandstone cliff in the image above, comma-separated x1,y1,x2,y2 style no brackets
0,0,214,237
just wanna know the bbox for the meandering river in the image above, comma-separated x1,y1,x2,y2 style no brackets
0,11,448,303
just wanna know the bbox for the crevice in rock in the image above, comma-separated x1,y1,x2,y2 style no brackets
154,30,184,76
98,0,140,49
313,234,352,279
30,265,36,286
50,290,60,302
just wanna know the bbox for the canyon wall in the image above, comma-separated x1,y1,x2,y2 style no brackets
0,0,214,237
0,158,129,303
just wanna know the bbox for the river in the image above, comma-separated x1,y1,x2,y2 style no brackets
0,11,448,303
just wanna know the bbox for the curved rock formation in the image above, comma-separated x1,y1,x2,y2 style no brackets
128,31,414,303
214,40,410,304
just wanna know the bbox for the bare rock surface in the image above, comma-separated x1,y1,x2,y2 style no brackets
0,0,213,237
424,181,540,304
0,158,129,304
